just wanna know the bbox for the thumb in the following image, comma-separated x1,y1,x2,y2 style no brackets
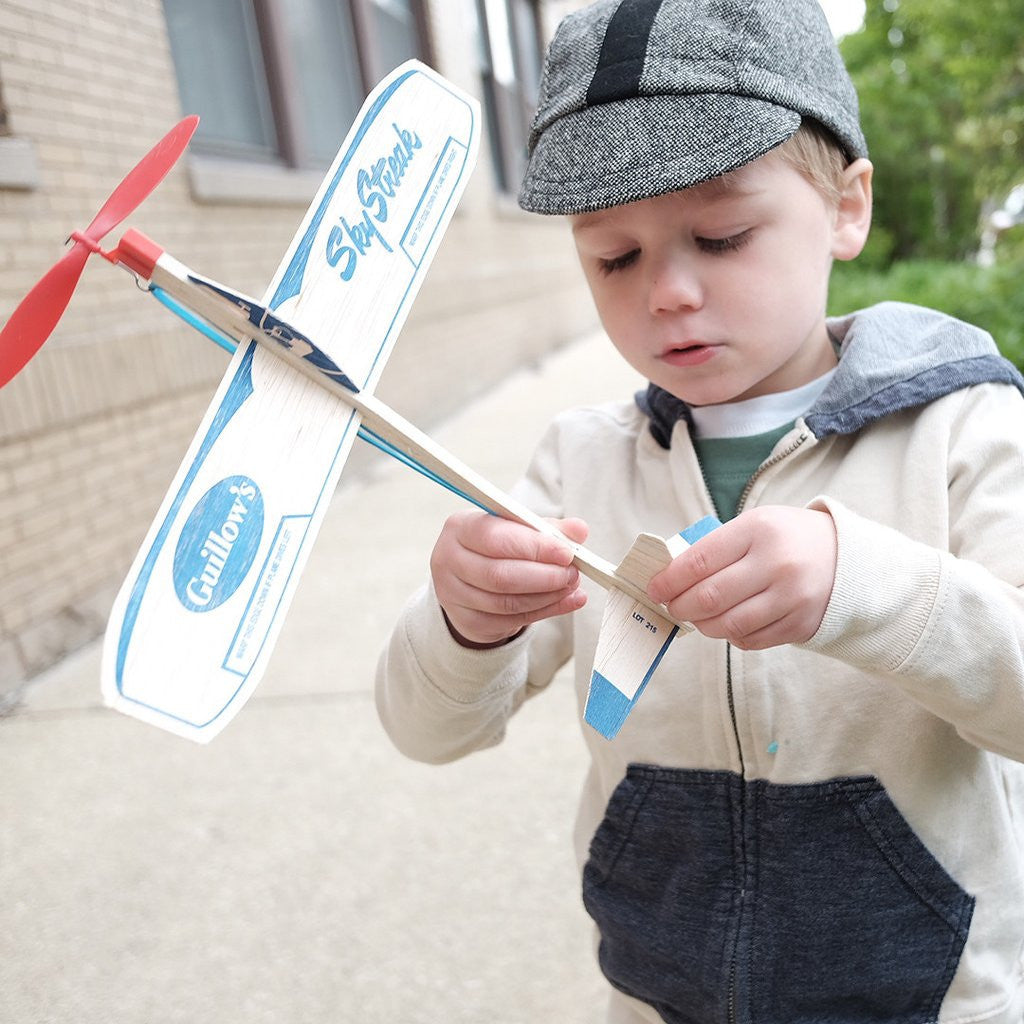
554,516,589,545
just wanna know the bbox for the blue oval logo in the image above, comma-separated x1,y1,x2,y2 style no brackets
173,476,265,613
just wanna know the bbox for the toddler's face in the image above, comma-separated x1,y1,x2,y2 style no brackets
571,151,864,406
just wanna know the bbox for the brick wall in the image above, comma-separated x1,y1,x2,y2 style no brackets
0,0,597,697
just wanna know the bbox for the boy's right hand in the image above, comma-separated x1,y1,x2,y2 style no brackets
430,510,590,648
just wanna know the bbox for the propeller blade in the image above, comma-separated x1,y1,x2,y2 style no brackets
0,116,198,388
84,115,199,243
0,243,90,388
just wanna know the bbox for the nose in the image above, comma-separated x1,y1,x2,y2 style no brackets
648,255,703,315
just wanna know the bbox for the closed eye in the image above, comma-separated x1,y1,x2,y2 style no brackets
696,229,753,255
597,249,640,275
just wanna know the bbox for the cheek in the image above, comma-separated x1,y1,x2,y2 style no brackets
737,242,830,313
587,276,639,336
778,223,835,289
588,291,650,371
599,309,644,366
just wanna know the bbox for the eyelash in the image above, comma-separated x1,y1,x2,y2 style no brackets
597,250,640,275
697,229,753,255
596,230,753,275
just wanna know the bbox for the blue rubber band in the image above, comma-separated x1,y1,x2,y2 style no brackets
151,286,239,355
356,427,494,514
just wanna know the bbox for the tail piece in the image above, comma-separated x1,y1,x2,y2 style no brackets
585,515,721,739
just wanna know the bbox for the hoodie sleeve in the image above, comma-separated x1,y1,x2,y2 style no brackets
804,382,1024,763
374,422,575,764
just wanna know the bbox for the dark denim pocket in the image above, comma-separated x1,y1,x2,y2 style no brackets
582,768,974,1024
583,767,745,1023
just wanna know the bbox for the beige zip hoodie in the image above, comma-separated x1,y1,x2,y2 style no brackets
376,303,1024,1023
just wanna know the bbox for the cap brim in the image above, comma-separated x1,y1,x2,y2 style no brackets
519,93,802,215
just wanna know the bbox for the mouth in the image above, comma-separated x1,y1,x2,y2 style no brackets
661,342,719,367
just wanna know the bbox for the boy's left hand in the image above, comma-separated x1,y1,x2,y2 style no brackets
647,506,837,650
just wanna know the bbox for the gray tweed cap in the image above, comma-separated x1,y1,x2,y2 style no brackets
519,0,868,215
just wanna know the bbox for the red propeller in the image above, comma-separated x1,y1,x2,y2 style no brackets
0,115,199,389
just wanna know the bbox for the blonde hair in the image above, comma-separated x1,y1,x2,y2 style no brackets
775,120,851,206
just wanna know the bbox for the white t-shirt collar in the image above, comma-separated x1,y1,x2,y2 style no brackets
689,369,837,439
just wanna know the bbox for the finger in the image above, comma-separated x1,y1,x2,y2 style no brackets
445,585,588,645
662,558,775,625
432,515,575,595
724,607,818,650
686,590,785,643
458,513,579,568
648,521,754,604
452,584,588,627
555,516,590,545
452,543,581,597
688,590,822,650
444,572,583,619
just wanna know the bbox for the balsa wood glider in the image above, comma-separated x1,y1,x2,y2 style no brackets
0,62,718,743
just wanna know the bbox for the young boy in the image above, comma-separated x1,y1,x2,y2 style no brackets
376,1,1024,1020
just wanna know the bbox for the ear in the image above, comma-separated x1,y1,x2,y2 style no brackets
831,158,873,261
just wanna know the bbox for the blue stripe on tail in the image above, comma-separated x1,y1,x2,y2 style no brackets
586,622,678,739
680,515,720,544
585,515,722,740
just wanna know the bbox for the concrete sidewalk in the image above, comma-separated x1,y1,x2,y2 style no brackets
0,333,644,1024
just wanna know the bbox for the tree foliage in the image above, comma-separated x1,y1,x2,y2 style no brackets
840,0,1024,262
829,258,1024,368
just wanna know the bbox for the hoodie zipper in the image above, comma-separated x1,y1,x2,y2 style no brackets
725,638,745,1024
734,429,810,516
724,428,810,1024
688,450,749,1024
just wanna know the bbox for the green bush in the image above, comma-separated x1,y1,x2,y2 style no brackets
828,258,1024,370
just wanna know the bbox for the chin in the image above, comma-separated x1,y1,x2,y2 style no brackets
660,383,743,407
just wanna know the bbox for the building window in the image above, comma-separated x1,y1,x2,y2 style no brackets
361,0,427,83
475,0,544,194
0,78,40,190
162,0,431,171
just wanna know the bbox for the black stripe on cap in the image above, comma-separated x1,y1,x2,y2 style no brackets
586,0,665,106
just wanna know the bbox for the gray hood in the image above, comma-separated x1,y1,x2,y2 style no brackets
639,302,1024,447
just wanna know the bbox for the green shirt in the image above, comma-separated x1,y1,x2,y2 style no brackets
692,421,794,520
